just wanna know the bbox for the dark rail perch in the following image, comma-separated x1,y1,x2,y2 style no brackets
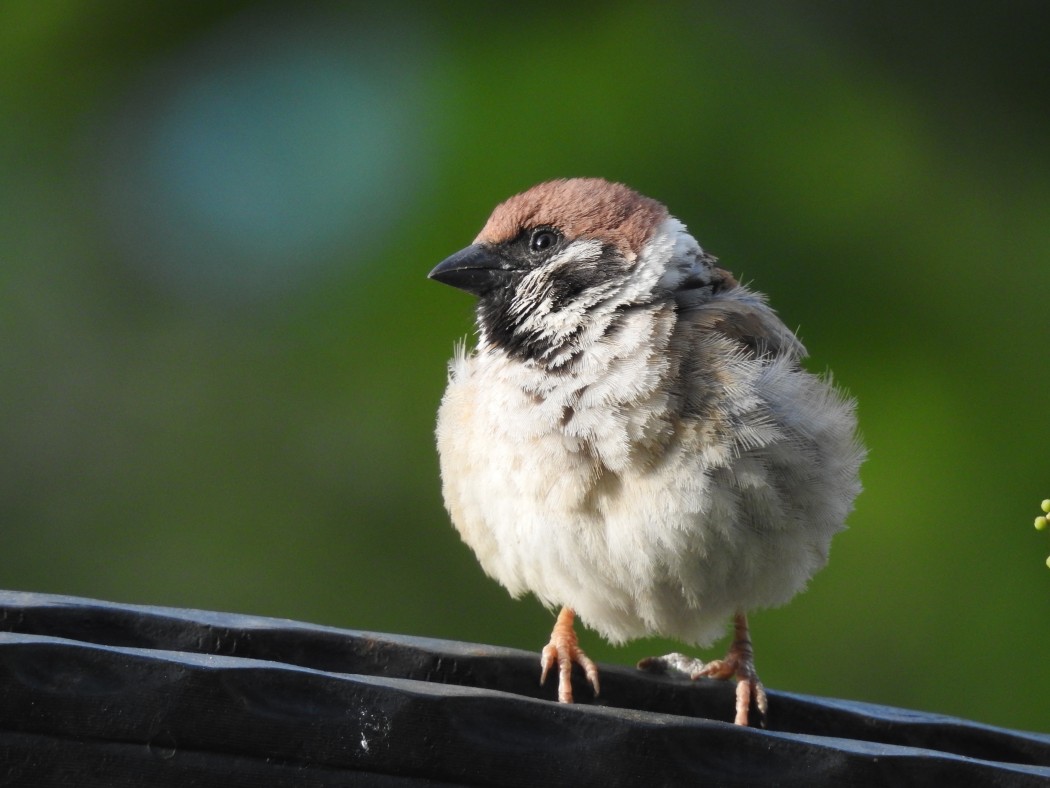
0,591,1047,786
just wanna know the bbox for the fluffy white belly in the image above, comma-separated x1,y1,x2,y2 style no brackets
436,350,854,648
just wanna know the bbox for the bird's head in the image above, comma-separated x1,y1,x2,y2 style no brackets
429,178,735,366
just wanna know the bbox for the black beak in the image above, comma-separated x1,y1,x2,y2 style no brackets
428,244,513,297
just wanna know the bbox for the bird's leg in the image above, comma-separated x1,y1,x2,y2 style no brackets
539,607,600,703
637,612,767,726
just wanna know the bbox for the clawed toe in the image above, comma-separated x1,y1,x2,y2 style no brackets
696,656,767,727
541,607,600,703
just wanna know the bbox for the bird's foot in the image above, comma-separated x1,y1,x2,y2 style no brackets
694,647,767,727
539,607,600,703
637,613,767,727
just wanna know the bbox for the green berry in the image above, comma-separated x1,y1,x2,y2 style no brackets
1037,516,1049,531
1042,499,1050,514
1045,555,1050,569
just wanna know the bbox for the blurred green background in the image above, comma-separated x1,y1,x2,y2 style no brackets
3,1,1048,732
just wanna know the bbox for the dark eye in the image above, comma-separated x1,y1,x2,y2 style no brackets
529,229,558,253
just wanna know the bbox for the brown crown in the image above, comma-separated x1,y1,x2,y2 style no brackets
475,178,669,257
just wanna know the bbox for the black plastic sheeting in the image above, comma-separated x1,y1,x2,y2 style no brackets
0,591,1047,786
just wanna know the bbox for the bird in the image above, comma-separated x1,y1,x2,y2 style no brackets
428,178,864,726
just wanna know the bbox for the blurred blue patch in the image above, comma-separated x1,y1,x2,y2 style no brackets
95,10,431,303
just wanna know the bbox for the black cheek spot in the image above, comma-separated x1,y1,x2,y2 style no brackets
547,244,628,311
549,270,595,307
475,243,631,369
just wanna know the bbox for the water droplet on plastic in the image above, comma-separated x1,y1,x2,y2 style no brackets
148,732,178,760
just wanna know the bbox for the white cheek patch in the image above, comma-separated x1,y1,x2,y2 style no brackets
508,241,602,317
498,225,709,363
508,239,610,333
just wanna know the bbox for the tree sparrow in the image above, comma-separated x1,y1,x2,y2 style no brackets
429,178,864,725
